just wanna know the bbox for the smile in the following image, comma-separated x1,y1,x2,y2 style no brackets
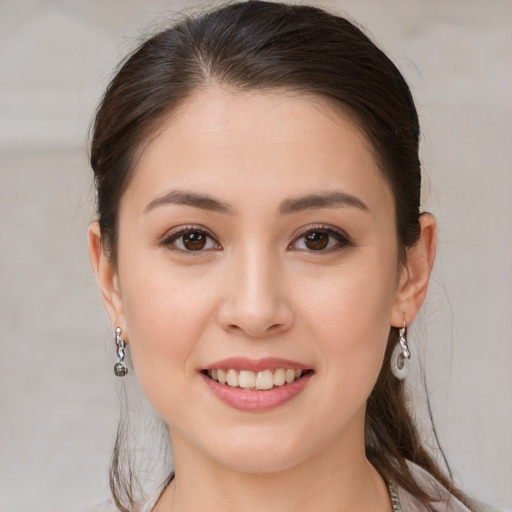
200,358,314,412
205,368,310,390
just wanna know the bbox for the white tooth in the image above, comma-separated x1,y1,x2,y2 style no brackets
211,369,218,381
295,369,303,379
239,370,256,389
273,368,286,386
217,369,227,384
285,369,295,383
256,370,274,390
226,369,239,387
207,369,213,378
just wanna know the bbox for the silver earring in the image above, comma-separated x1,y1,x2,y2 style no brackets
114,327,128,377
391,321,410,380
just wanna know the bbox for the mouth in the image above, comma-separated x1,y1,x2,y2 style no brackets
200,357,314,411
201,367,314,391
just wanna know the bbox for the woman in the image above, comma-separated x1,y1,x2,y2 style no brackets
88,2,498,511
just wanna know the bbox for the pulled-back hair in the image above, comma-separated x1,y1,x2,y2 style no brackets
90,1,471,509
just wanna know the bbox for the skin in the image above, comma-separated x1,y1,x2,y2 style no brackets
89,86,436,511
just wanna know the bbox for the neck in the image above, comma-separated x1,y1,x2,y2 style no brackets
155,429,391,512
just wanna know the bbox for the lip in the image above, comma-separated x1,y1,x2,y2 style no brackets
200,357,314,412
203,357,310,372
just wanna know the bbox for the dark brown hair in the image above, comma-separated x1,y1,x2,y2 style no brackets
90,1,471,509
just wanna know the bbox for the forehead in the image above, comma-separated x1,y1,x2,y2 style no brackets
123,85,393,215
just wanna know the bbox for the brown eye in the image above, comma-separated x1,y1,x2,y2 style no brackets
162,228,220,252
304,231,329,250
183,231,207,250
290,226,351,252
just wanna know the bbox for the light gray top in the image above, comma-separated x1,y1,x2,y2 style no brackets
88,462,503,512
395,463,500,512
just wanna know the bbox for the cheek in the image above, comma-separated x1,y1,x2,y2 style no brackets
117,253,216,396
299,254,397,383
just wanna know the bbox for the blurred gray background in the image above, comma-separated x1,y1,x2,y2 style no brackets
0,0,511,510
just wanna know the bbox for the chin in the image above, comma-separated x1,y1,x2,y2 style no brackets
215,447,307,475
194,424,313,475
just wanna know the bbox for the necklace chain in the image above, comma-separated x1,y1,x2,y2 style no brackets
155,475,403,511
388,481,403,512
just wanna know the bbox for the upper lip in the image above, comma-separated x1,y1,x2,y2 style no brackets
203,357,311,372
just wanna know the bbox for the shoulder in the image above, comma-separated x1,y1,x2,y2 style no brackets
400,461,505,512
465,497,506,512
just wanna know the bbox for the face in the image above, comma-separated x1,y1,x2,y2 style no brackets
103,86,409,473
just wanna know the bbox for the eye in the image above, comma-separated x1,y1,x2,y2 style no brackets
290,226,351,252
161,227,221,252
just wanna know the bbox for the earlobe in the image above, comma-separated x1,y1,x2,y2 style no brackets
87,222,125,329
390,213,437,327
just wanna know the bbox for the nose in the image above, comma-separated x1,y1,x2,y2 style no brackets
216,246,294,338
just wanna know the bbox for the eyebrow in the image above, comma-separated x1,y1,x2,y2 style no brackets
278,192,370,215
144,190,234,214
144,190,369,215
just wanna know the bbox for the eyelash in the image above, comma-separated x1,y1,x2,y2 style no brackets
288,224,353,253
160,225,220,253
159,224,352,254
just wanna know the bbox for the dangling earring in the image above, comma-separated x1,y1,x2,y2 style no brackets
114,327,128,377
391,321,410,380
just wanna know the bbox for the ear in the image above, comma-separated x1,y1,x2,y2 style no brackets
390,213,437,327
88,221,126,330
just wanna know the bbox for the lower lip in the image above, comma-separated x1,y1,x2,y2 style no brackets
201,372,313,412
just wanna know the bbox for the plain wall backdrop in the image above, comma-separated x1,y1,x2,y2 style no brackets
0,0,511,510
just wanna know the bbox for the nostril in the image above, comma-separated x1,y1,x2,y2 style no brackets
217,293,295,338
226,322,288,338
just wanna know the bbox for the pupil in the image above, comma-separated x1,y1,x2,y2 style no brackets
184,232,206,250
305,231,329,250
